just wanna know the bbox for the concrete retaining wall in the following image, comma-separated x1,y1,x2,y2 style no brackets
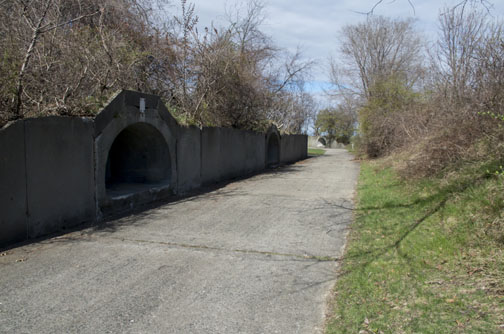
0,90,307,247
0,121,27,246
280,135,308,163
201,127,265,185
308,136,326,148
25,117,96,238
308,135,345,149
0,117,95,246
177,126,202,193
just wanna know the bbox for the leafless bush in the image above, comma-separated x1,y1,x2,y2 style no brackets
0,0,313,133
0,0,164,123
398,6,504,177
332,5,504,172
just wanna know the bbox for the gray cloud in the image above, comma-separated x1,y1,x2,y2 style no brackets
177,0,504,83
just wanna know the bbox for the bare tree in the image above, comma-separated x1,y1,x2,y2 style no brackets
361,0,493,16
0,0,315,133
474,21,504,117
332,16,423,100
329,16,424,156
169,0,314,131
0,0,168,122
9,0,100,118
432,7,488,103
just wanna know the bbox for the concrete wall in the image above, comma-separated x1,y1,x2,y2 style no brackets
308,136,327,148
94,91,178,216
0,117,95,247
308,135,346,149
25,117,96,238
308,136,318,148
265,128,280,167
176,126,202,193
280,135,308,163
201,127,265,185
0,121,27,246
0,90,307,247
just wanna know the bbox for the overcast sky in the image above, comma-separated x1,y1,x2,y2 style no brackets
173,0,504,102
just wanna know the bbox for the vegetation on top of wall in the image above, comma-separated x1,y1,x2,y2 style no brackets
0,0,315,133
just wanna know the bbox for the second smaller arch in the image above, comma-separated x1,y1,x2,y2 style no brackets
266,131,280,168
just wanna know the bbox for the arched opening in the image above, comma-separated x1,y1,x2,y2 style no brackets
105,123,171,197
266,134,280,168
317,137,327,146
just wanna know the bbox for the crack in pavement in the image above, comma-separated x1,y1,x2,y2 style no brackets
107,236,341,262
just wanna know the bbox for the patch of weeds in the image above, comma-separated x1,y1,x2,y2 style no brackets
308,148,326,156
326,161,504,334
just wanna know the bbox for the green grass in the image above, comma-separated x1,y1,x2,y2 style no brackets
326,161,504,334
308,148,326,156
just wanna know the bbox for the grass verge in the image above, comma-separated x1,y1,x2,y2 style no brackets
308,148,326,156
326,160,504,334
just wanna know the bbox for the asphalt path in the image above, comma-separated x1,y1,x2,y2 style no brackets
0,148,359,334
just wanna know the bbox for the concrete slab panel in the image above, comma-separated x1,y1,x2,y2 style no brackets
25,117,96,238
201,127,267,185
201,127,222,184
220,128,245,180
176,126,202,193
281,135,307,163
0,121,27,246
244,131,266,173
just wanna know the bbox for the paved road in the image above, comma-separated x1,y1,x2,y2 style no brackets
0,149,359,334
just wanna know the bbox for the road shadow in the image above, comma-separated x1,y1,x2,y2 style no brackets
334,173,486,276
1,157,314,252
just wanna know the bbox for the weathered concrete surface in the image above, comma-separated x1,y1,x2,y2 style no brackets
25,117,96,238
201,127,265,185
0,121,27,246
176,126,202,193
0,117,96,246
94,92,178,214
281,134,308,163
0,149,358,334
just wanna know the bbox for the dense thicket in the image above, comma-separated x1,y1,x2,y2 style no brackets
331,6,504,176
0,0,314,132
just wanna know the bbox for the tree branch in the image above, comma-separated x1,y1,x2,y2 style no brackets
39,10,100,33
15,0,52,117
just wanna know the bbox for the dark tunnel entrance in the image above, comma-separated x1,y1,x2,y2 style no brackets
105,123,171,198
266,134,280,168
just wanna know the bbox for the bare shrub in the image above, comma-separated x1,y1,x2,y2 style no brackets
331,16,425,156
396,6,504,177
0,0,313,133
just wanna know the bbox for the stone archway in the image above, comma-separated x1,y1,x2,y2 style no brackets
317,137,327,147
266,133,280,168
105,122,171,198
